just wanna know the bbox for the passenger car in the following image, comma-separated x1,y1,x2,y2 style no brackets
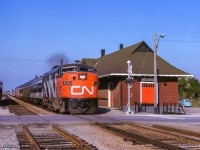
179,99,192,107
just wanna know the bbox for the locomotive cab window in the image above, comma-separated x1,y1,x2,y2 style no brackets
61,66,78,73
80,66,96,73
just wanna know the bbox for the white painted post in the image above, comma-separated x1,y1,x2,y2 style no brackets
126,60,134,114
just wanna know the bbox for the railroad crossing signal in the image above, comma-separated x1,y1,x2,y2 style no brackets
125,60,134,115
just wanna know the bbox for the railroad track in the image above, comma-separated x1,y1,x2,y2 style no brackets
9,105,37,115
7,96,97,150
6,95,200,149
16,123,97,150
76,115,200,150
152,124,200,138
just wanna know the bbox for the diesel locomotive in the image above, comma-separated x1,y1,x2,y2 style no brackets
15,64,99,114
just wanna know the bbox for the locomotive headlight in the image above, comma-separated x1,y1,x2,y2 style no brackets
63,81,72,85
79,74,87,80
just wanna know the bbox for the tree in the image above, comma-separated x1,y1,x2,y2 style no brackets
187,78,200,100
178,77,200,100
178,77,188,99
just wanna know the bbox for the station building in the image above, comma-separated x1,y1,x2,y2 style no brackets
81,41,192,109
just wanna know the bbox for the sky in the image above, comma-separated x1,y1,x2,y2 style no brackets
0,0,200,91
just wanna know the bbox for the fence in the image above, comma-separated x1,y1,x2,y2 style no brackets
162,102,186,114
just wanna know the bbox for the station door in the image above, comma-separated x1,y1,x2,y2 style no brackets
141,83,154,104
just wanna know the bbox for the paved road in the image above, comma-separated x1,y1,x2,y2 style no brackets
98,107,200,124
1,106,199,124
1,94,200,125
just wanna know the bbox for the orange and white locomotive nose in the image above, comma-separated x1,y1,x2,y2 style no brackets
61,72,98,99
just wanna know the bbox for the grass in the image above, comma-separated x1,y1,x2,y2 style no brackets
192,99,200,107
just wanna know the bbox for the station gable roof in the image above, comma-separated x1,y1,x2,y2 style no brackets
81,41,192,78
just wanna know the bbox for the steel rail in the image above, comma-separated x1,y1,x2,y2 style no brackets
96,122,185,150
75,115,191,150
52,125,97,150
152,124,200,138
93,115,200,144
22,125,41,150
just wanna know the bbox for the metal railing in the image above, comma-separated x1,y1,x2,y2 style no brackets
162,103,186,114
134,102,146,113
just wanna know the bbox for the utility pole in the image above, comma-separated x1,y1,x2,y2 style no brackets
153,33,165,114
154,33,158,114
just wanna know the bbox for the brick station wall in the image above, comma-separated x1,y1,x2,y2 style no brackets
159,81,179,105
97,77,179,107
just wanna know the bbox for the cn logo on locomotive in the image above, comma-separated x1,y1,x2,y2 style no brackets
71,86,94,95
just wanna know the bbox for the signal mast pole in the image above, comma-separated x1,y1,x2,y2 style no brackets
126,60,134,114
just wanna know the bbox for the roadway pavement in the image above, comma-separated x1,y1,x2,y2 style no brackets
1,94,200,126
97,106,200,134
97,106,200,116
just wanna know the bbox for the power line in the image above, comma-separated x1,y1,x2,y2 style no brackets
166,35,200,38
0,59,68,62
0,59,46,62
156,34,200,43
162,39,200,43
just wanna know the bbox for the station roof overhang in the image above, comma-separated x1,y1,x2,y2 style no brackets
98,73,194,79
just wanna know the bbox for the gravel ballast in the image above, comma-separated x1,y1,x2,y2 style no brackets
0,126,20,150
62,124,152,150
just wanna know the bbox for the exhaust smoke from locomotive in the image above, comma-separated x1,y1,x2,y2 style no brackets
47,52,70,67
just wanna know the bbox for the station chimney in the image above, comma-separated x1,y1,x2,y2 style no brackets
101,49,105,57
120,43,123,49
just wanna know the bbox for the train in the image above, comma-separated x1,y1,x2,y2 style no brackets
0,81,2,100
15,64,99,114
